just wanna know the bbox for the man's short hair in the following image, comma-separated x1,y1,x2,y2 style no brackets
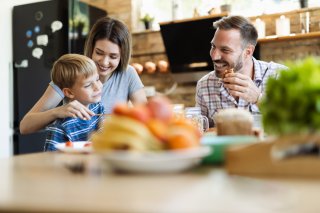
213,15,258,47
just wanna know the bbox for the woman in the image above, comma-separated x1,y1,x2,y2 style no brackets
20,17,147,134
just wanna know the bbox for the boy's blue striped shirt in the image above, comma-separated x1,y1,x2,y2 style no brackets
44,102,105,151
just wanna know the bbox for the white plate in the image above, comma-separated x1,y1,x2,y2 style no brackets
101,146,211,173
55,141,92,154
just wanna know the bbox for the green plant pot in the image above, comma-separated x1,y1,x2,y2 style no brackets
201,135,258,164
144,21,151,30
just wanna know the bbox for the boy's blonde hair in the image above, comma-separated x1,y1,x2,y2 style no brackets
51,54,97,89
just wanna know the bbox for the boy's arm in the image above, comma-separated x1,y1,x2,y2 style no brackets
45,124,69,151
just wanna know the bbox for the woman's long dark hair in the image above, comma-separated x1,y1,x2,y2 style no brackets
84,17,131,72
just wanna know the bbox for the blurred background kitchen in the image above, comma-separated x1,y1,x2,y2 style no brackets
1,0,320,158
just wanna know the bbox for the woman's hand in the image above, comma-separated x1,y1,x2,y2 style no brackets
20,85,95,134
55,100,95,120
223,72,260,103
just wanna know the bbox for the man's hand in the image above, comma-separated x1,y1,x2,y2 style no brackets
223,72,260,104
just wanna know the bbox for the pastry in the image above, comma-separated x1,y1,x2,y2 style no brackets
223,68,234,78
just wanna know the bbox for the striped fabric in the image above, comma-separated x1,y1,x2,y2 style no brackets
44,102,105,151
196,58,287,127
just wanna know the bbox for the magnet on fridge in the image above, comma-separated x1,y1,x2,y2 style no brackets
14,60,29,68
32,48,43,59
34,25,40,33
37,34,48,46
51,20,63,33
27,40,34,48
26,30,32,38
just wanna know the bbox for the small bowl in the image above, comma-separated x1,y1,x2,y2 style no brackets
201,135,258,164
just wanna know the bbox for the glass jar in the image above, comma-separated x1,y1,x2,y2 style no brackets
184,107,209,134
172,104,185,120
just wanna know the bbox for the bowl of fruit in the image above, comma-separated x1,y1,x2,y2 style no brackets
90,96,211,173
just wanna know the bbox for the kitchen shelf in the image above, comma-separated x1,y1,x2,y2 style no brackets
258,31,320,43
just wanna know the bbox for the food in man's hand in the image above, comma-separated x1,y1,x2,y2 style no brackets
214,108,253,135
91,96,201,152
223,68,234,78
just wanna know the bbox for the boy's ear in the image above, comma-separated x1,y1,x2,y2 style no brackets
62,88,75,99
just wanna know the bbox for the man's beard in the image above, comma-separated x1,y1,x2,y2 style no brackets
214,55,243,78
233,54,244,73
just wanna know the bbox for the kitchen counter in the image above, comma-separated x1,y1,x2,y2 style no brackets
1,152,320,213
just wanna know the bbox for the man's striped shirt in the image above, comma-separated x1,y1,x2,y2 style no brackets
195,58,287,127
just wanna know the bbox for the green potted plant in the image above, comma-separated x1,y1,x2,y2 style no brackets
260,57,320,158
140,14,154,30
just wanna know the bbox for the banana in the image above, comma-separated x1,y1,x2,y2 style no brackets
93,131,149,151
92,115,163,151
101,115,152,139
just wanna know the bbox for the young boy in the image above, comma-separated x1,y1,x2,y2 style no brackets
44,54,105,151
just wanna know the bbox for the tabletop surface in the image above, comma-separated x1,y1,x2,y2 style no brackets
0,152,320,213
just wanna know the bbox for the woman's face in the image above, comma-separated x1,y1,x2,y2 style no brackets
91,39,121,82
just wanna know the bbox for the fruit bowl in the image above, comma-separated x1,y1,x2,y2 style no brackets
100,146,211,173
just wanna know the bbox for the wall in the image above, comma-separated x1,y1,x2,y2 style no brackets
249,7,320,61
80,0,132,30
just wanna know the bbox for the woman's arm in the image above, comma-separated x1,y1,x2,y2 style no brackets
129,88,147,105
20,85,94,134
126,66,147,105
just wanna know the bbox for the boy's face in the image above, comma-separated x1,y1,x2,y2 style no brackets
64,71,102,106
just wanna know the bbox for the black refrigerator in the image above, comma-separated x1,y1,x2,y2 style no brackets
12,0,106,154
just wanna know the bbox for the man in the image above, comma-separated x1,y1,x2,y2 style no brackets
196,15,286,127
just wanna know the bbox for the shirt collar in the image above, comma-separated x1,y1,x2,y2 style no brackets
252,57,263,86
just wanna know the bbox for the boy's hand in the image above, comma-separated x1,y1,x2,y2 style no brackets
55,100,95,120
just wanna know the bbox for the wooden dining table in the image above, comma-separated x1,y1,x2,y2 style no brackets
1,152,320,213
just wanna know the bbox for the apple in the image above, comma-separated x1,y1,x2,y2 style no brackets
128,105,152,124
112,103,131,116
147,96,173,123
